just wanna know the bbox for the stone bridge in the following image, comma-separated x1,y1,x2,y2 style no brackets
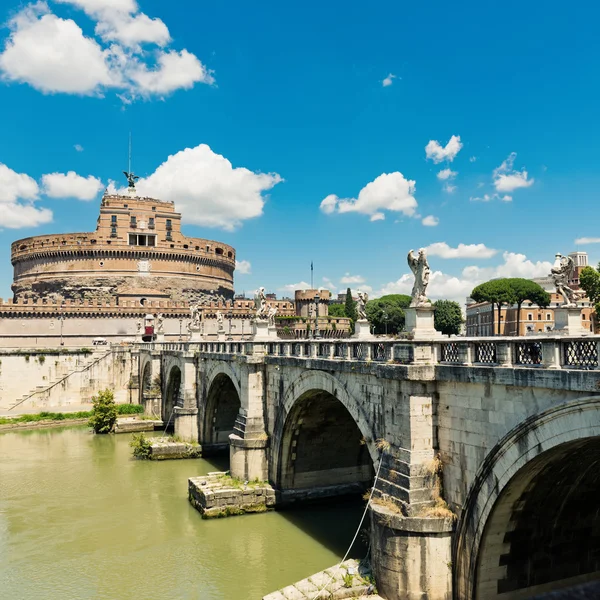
135,335,600,600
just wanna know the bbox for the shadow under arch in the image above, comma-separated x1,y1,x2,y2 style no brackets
203,372,241,455
163,365,181,428
272,371,377,504
453,396,600,600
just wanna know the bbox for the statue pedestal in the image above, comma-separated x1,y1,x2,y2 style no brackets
217,330,226,342
404,305,440,340
188,328,203,342
554,306,587,335
155,333,165,343
353,319,375,340
253,320,278,341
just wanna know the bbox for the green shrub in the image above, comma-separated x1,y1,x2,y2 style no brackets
130,432,152,459
37,355,46,364
88,389,118,434
117,404,144,415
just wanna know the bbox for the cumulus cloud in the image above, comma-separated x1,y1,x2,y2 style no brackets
340,273,365,285
0,163,52,228
382,73,396,87
437,169,457,181
422,215,439,227
425,135,463,163
134,144,282,230
320,172,417,222
235,260,252,275
493,152,534,193
42,171,103,200
470,193,512,202
279,281,311,293
443,183,457,194
0,1,212,99
575,237,600,244
424,242,498,259
74,144,84,152
375,251,552,304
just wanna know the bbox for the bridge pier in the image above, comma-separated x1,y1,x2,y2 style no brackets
172,357,198,442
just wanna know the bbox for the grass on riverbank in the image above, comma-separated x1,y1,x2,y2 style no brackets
0,403,143,425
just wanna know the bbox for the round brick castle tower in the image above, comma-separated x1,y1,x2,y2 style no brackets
11,193,236,303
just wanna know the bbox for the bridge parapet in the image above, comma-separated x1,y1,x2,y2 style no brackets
134,334,600,370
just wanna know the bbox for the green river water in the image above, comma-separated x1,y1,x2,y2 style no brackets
0,426,365,600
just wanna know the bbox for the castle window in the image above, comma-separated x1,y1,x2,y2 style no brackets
215,248,223,255
183,244,189,249
128,234,156,247
547,313,552,320
110,227,117,238
152,207,156,211
148,218,155,229
166,219,172,230
130,216,137,228
166,232,172,241
111,215,117,224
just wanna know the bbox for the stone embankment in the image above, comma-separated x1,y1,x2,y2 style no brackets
115,417,163,433
188,471,275,518
262,559,380,600
148,438,202,460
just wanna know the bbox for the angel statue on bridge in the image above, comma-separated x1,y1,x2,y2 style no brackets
255,287,269,321
407,248,431,307
551,253,584,307
356,291,368,320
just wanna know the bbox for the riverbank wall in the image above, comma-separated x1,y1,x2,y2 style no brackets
0,347,135,412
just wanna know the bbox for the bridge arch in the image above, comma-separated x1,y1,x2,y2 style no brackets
454,396,600,600
203,367,242,451
163,365,182,426
272,370,378,500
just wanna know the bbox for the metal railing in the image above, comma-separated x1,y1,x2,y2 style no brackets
135,335,600,370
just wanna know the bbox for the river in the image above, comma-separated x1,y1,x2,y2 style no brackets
0,426,366,600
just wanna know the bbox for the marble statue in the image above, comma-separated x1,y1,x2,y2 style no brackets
267,305,278,327
356,291,368,320
190,303,202,328
255,287,269,321
156,313,164,333
407,248,431,307
551,253,583,307
216,311,224,326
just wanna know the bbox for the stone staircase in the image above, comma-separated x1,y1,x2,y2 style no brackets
6,350,113,412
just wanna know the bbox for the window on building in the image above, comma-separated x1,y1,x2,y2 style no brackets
538,314,542,320
166,219,172,230
166,232,172,241
148,218,155,229
110,226,117,238
528,313,533,321
128,234,156,246
130,216,137,228
111,215,117,224
547,313,552,320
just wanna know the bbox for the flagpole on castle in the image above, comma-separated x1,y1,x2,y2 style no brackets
311,261,314,289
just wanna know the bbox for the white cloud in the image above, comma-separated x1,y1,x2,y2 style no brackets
437,169,457,181
0,2,211,100
575,237,600,245
279,281,311,293
493,152,534,193
443,183,457,194
340,273,365,285
425,135,463,163
424,242,498,259
422,215,439,227
469,156,477,162
74,144,84,152
0,163,52,228
470,193,512,202
322,277,335,290
320,172,417,221
42,171,103,200
382,73,396,87
134,144,282,230
235,260,252,275
375,251,552,304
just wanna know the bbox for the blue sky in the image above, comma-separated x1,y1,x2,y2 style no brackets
1,0,600,302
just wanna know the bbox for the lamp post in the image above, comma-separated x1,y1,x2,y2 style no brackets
227,310,233,341
314,292,320,339
179,318,183,341
59,302,65,346
383,310,388,336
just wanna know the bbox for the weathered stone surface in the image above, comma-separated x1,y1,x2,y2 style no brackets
115,417,162,433
149,439,202,460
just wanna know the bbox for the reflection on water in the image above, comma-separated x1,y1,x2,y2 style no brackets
0,426,366,600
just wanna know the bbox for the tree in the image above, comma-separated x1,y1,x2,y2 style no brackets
88,388,118,434
580,264,600,331
344,288,357,332
365,294,412,335
434,300,464,336
328,303,346,318
470,279,516,336
505,278,550,336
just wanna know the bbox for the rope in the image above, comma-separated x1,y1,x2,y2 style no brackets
309,452,384,600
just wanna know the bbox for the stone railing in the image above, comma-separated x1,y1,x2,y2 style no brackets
134,335,600,370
